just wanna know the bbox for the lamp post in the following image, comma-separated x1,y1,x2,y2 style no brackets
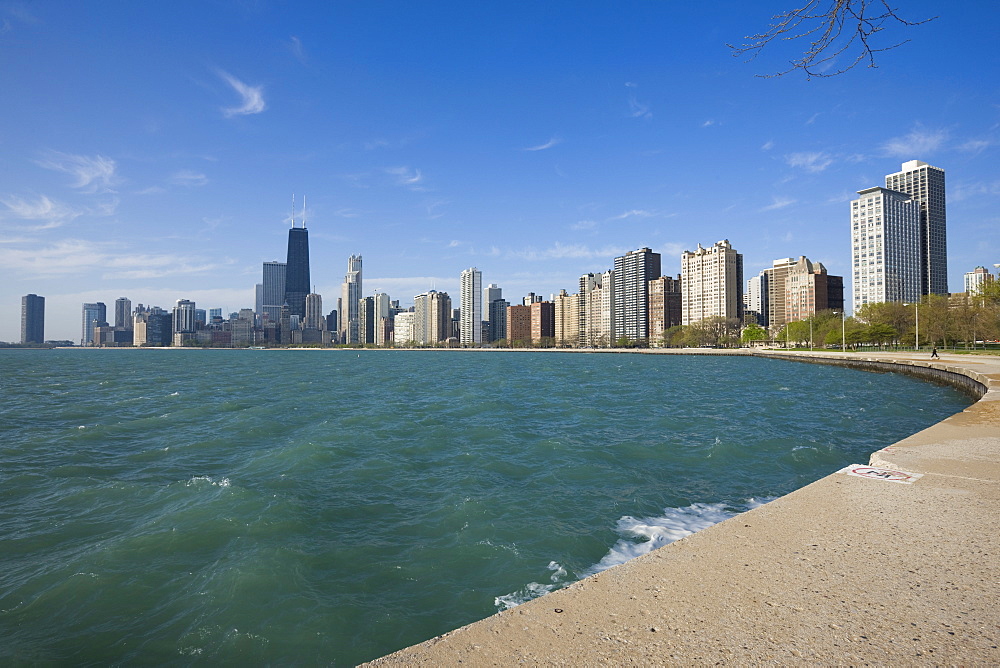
834,310,846,352
904,302,919,352
842,311,846,353
809,318,813,352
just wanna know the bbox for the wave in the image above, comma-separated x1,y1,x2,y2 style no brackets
496,497,775,611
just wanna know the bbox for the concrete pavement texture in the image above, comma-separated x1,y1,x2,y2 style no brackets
366,350,1000,666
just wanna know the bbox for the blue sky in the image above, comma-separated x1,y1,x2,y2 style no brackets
2,1,999,342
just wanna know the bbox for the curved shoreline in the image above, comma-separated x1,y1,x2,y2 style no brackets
367,350,1000,665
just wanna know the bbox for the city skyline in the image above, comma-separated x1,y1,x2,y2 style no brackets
2,2,999,342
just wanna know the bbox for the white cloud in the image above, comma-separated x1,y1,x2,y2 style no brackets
218,70,266,117
759,196,796,212
957,138,994,155
447,240,461,248
951,180,1000,202
784,151,833,173
508,242,627,261
761,140,775,151
701,120,716,128
881,126,948,158
523,137,561,151
0,238,224,280
625,82,652,119
35,151,119,193
569,219,598,231
0,194,82,230
288,36,306,63
385,166,425,190
170,170,208,187
608,209,655,221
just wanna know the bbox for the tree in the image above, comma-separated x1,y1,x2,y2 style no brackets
729,0,936,79
785,320,812,347
864,323,897,348
741,323,767,346
661,325,687,348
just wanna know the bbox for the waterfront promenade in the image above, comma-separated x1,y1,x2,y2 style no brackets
368,350,1000,665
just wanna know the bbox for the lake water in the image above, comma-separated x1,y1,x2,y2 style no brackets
0,349,972,665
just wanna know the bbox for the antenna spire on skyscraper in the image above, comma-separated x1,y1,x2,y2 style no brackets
303,195,307,228
291,193,296,228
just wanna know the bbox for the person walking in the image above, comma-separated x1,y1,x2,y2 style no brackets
931,346,939,359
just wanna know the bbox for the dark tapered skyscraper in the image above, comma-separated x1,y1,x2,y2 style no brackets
284,214,311,319
21,294,45,344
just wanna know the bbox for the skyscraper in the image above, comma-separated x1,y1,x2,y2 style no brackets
21,294,44,344
484,284,506,343
680,240,743,326
341,255,362,344
81,302,107,346
744,274,766,326
305,293,324,330
413,290,451,345
851,186,921,307
613,247,661,342
460,267,483,346
884,160,947,295
964,266,993,295
762,258,797,331
284,218,311,319
374,292,392,346
261,261,287,325
172,299,196,346
648,275,682,342
114,297,132,330
553,289,579,347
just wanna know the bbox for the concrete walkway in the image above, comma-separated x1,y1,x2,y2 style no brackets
367,350,1000,666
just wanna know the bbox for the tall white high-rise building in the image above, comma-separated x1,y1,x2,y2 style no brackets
341,255,362,344
393,311,415,345
850,186,921,307
460,267,483,346
884,160,947,295
680,240,743,326
964,266,993,295
745,274,765,326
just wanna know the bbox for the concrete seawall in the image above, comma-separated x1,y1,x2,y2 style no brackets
367,350,1000,666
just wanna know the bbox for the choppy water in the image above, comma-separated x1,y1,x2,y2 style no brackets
0,349,972,665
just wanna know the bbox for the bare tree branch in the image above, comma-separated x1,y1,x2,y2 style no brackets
728,0,936,78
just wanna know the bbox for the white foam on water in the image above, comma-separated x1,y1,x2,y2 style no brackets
494,562,567,610
495,498,777,611
185,475,231,488
495,581,558,610
169,391,180,396
581,502,735,577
